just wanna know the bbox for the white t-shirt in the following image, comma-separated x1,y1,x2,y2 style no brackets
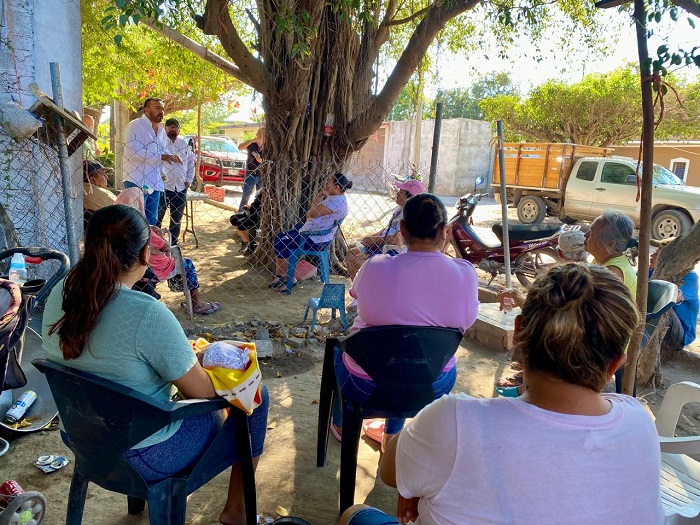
299,194,347,243
396,393,664,525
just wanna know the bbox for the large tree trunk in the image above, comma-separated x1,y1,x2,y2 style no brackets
638,224,700,385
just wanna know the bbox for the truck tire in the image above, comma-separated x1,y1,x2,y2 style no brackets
515,248,562,287
517,196,547,224
651,209,692,240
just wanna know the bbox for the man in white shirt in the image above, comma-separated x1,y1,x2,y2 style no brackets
123,97,182,224
157,118,195,245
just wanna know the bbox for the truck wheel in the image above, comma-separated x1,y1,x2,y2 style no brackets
517,196,547,224
651,210,692,240
515,248,562,287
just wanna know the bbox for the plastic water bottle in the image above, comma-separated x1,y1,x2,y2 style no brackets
8,253,27,285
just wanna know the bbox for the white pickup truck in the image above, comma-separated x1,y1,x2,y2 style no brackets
492,143,700,240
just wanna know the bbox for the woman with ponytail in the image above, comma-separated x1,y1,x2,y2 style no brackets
41,204,268,525
331,193,480,448
342,264,663,525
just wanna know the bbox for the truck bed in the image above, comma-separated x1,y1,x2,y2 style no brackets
492,143,613,191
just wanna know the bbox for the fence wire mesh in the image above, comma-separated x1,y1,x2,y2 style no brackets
2,115,494,331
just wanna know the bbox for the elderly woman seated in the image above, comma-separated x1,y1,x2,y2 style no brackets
116,188,221,315
345,179,425,279
269,172,353,293
342,263,663,525
82,160,116,227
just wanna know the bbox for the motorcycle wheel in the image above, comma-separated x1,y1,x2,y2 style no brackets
515,248,562,287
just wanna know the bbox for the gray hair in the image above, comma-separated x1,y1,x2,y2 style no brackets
599,210,635,253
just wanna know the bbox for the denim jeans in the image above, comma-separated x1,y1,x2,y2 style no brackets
157,189,187,245
240,174,262,208
123,181,160,225
331,346,457,435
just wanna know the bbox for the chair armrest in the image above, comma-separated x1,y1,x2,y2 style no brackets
660,436,700,455
299,227,334,238
163,397,232,421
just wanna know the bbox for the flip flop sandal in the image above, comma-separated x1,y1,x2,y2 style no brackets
362,419,384,444
330,422,342,442
268,275,284,288
510,361,524,371
495,374,523,388
273,279,297,293
496,386,522,398
194,301,221,315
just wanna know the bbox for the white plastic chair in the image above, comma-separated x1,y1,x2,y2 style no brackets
656,381,700,524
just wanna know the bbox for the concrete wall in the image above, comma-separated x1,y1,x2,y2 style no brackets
384,118,494,196
0,0,82,260
613,143,700,188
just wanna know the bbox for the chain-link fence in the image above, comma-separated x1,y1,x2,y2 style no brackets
1,115,494,331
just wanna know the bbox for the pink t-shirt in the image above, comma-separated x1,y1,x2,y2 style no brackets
343,251,479,378
149,231,175,281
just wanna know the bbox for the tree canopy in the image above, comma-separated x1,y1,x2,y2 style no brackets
480,67,700,146
82,0,243,112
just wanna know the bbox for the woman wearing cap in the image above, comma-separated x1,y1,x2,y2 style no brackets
345,179,425,279
270,172,353,293
83,160,116,213
342,264,662,525
331,193,479,449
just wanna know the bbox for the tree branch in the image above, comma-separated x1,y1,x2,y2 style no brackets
201,0,271,96
348,0,480,143
670,0,700,17
142,19,249,85
386,4,431,26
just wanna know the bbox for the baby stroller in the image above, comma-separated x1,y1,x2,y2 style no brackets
0,247,70,450
0,248,69,525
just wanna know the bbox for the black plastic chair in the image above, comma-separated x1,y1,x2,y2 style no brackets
32,358,257,525
316,325,463,513
615,279,679,395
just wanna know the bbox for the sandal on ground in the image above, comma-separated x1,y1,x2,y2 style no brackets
496,386,522,398
330,422,342,442
238,242,248,254
193,301,222,315
272,278,297,293
268,275,284,288
510,361,524,371
362,419,384,444
495,374,523,388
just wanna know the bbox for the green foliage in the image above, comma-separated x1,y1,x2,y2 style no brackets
480,67,700,146
83,0,242,110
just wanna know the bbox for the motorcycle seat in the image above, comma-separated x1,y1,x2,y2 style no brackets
492,223,562,243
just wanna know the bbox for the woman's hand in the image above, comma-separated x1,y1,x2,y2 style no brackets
497,289,526,310
397,495,419,524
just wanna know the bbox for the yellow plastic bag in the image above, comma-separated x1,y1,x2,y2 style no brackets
190,339,263,415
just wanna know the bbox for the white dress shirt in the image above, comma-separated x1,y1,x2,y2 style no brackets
162,137,195,192
123,115,169,191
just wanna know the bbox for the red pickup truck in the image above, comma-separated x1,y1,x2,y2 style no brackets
185,135,247,184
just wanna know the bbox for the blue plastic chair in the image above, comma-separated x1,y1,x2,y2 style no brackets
316,325,463,513
285,220,342,295
304,283,348,331
32,358,258,525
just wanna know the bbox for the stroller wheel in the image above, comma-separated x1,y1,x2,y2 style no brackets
0,491,47,525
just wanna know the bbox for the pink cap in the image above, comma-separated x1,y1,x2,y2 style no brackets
395,179,425,196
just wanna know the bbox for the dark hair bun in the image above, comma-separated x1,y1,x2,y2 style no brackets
333,173,353,191
538,264,595,309
402,193,448,241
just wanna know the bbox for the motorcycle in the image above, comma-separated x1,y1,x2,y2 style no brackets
448,178,574,286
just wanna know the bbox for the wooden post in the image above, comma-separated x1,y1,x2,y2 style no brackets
194,102,203,192
622,0,654,395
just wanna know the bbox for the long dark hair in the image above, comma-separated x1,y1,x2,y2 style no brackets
402,193,448,240
49,204,150,359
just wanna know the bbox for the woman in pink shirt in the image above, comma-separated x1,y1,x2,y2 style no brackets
331,193,479,447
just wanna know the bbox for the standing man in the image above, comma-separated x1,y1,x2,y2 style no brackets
238,126,265,208
123,97,182,224
157,118,194,245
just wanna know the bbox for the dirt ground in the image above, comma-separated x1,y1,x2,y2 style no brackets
2,188,700,524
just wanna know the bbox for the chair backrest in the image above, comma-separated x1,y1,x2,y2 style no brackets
655,381,700,437
318,283,346,309
642,279,679,350
32,358,182,492
338,325,463,412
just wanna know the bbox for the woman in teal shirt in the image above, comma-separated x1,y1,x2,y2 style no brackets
42,204,268,525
